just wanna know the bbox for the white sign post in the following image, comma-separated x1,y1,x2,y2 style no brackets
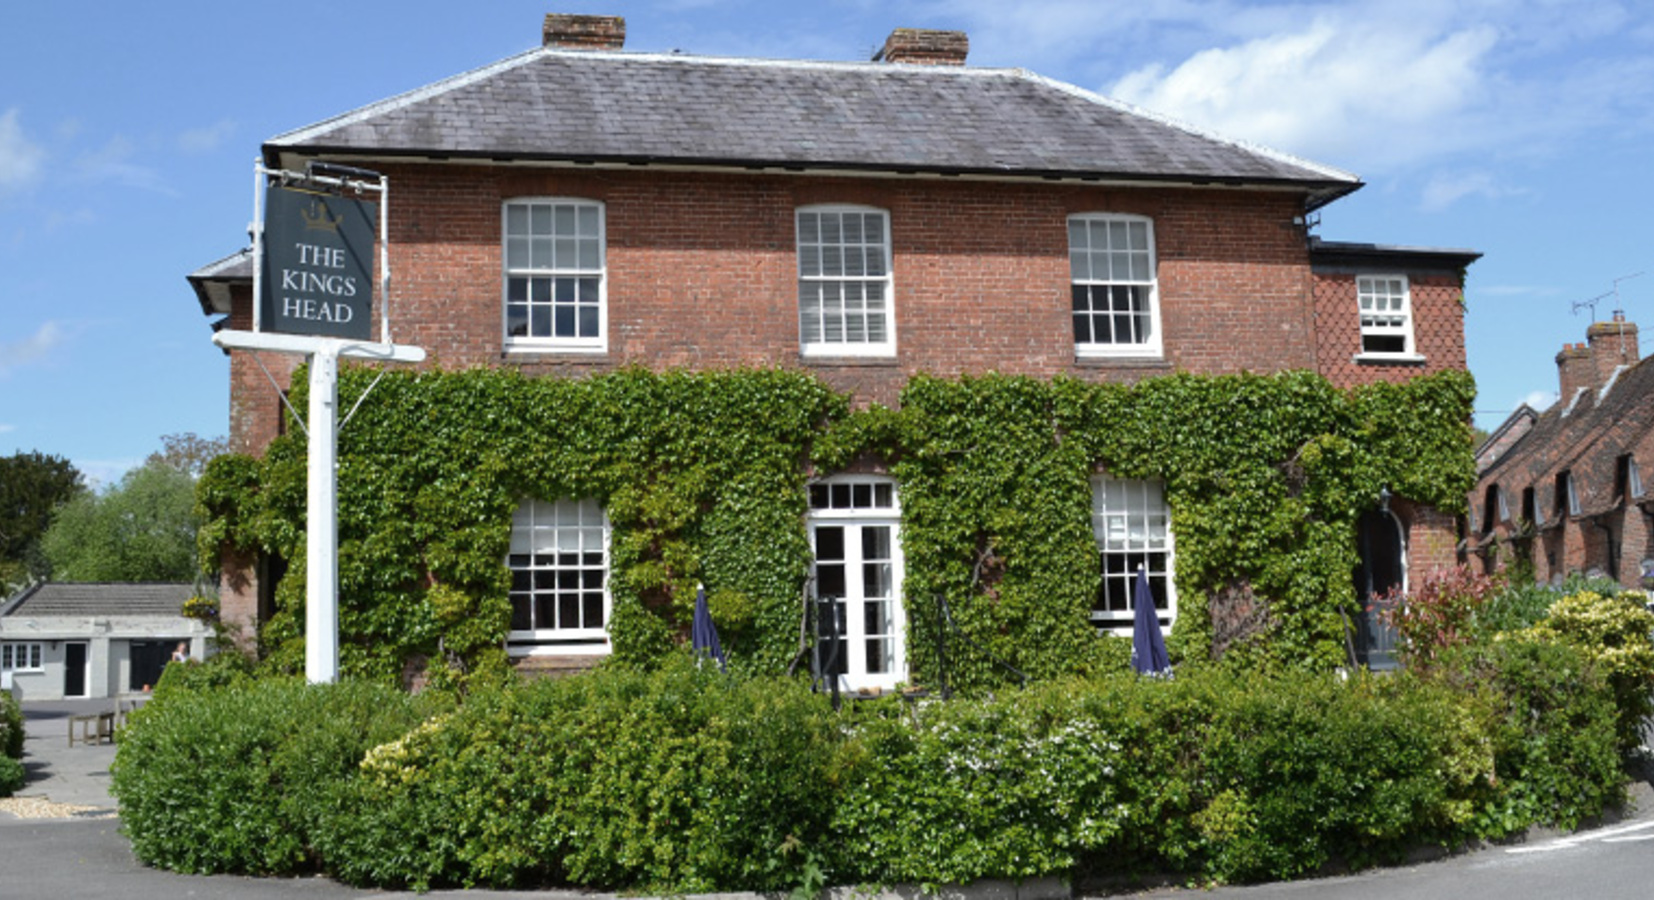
213,334,425,683
213,162,424,684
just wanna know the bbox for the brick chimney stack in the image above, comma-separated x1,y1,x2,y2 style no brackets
1586,311,1639,387
544,14,625,50
874,28,969,65
1556,342,1596,402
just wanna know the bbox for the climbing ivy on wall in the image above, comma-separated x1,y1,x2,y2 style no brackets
197,366,1476,690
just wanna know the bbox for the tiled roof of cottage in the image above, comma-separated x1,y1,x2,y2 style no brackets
1,582,193,619
1479,353,1654,519
265,48,1360,208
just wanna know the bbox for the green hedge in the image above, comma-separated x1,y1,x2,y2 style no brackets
113,640,1627,891
110,673,441,874
0,688,22,759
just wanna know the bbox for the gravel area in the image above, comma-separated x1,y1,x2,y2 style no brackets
0,795,117,819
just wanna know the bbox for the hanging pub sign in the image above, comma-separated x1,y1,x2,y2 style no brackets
260,184,377,339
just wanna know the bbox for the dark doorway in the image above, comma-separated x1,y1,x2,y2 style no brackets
64,641,88,697
128,641,171,692
1354,509,1405,670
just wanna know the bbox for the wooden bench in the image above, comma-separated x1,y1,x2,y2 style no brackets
67,710,115,747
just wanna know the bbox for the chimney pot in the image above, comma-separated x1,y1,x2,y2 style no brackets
544,14,625,50
1586,316,1639,385
875,28,969,65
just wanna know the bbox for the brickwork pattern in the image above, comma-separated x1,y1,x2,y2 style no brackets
1311,270,1466,389
368,166,1317,410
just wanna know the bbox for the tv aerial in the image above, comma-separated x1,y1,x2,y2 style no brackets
1572,271,1644,319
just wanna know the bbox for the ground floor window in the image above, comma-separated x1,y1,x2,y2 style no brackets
1090,475,1175,632
507,497,611,655
808,476,905,691
1,642,43,673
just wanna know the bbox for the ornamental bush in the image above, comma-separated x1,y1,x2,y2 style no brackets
1525,589,1654,754
0,688,22,759
0,753,22,797
314,656,840,892
111,676,439,874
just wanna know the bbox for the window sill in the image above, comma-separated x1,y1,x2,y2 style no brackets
1074,354,1172,370
502,345,611,363
799,354,901,368
1353,352,1427,365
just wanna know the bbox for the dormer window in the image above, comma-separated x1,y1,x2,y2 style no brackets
1619,455,1644,502
1557,470,1580,518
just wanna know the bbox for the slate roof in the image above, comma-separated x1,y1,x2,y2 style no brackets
186,247,252,316
265,48,1361,209
1,582,194,619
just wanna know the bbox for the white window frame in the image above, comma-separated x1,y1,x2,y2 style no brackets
806,475,906,691
1630,457,1645,500
502,198,608,354
1090,475,1176,633
1,642,44,673
506,497,611,656
1069,213,1162,359
1356,274,1418,359
797,205,896,357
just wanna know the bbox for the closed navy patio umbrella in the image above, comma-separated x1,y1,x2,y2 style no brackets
1130,565,1172,678
692,583,727,673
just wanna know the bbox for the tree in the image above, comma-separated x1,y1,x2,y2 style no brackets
40,461,200,582
146,432,231,480
0,451,85,589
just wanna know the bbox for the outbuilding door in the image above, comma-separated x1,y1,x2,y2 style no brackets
128,641,171,692
63,641,88,698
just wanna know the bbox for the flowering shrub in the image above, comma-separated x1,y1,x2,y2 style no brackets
181,593,219,622
1380,567,1502,671
1526,589,1654,753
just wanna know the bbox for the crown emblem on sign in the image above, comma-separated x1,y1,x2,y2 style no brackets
301,198,343,233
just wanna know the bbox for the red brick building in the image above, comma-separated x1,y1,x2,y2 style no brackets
189,15,1478,680
1473,313,1653,590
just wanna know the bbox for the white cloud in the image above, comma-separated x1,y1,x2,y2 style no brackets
177,119,236,154
75,458,144,493
0,321,67,377
1418,170,1521,212
74,135,176,195
0,423,15,435
0,108,46,191
1108,18,1499,172
1521,389,1558,412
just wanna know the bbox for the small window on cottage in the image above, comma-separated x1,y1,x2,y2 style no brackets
1618,455,1643,502
1357,275,1414,356
503,198,606,352
1,642,43,673
1090,475,1175,632
1070,214,1162,357
1522,486,1540,528
506,497,611,655
797,206,895,357
1557,470,1580,518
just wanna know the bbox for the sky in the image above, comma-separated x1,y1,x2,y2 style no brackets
2,0,1651,488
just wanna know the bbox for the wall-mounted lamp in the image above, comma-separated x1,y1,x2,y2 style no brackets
1379,486,1391,515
